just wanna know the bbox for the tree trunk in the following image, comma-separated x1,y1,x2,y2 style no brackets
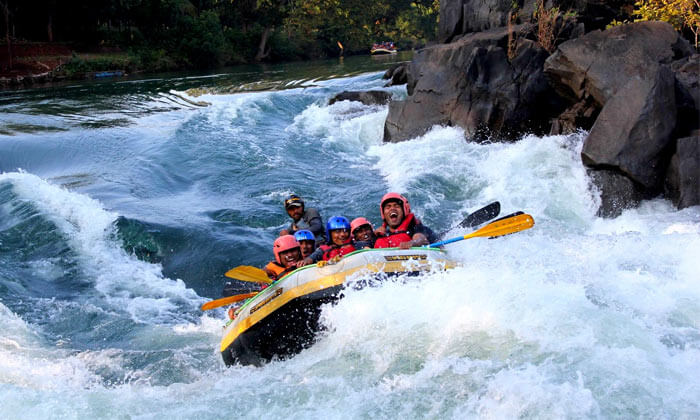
255,26,272,61
3,0,11,70
47,13,53,42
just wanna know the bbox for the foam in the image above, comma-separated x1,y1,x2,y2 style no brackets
0,171,202,323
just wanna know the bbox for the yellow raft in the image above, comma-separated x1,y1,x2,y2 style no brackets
220,247,457,366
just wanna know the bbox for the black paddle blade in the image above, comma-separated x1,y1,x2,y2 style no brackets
491,210,523,223
459,201,501,228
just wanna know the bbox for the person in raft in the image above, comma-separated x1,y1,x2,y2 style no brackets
264,235,303,281
279,194,326,245
374,192,438,249
300,216,356,265
293,229,316,259
350,217,376,249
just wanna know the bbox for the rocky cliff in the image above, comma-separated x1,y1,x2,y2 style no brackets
384,0,699,216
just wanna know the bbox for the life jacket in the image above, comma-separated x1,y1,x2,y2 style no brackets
374,213,417,248
319,241,356,261
265,261,295,281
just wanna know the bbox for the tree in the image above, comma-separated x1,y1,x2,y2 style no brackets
634,0,700,48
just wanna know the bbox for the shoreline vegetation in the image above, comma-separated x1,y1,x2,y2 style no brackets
1,1,697,90
0,0,440,88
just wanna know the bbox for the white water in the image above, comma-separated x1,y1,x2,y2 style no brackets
1,74,699,419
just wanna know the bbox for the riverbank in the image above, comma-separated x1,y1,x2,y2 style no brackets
0,43,149,89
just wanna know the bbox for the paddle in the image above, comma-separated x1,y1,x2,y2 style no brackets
224,265,272,284
200,291,259,311
437,201,500,239
428,212,534,248
459,201,501,228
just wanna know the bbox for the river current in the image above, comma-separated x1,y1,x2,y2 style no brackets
1,55,699,419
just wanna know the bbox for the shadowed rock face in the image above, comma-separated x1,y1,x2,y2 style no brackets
581,65,677,190
544,21,692,106
384,26,557,143
438,0,633,43
544,21,694,198
387,1,699,214
587,168,645,218
666,134,700,209
329,91,392,106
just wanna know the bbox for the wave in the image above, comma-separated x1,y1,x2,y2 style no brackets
0,171,202,324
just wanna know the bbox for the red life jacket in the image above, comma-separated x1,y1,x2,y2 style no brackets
319,241,356,261
265,261,295,281
374,213,417,248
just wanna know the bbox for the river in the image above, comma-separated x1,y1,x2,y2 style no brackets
1,53,699,419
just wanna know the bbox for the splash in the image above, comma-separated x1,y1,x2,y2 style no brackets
0,171,201,323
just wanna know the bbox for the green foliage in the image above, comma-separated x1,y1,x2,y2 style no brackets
176,10,227,68
129,48,179,73
57,53,133,76
4,0,441,71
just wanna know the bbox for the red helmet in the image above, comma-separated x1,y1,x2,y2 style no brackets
379,192,411,221
273,235,300,265
351,217,374,236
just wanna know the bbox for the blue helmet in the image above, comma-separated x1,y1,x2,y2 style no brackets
294,230,315,242
325,216,351,242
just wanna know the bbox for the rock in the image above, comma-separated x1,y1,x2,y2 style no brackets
383,63,408,86
665,134,700,209
588,168,645,217
549,97,598,134
461,0,522,34
438,0,633,43
671,54,700,138
329,90,392,106
581,65,677,190
438,0,468,43
544,22,693,192
384,26,556,143
544,21,692,106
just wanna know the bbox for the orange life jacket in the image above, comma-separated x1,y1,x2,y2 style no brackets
264,261,295,281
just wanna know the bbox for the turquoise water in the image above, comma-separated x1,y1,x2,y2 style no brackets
1,54,699,419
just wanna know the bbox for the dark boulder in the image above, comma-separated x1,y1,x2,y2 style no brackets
671,54,700,138
549,97,598,135
439,0,468,43
543,21,694,200
384,26,556,143
544,21,692,106
665,134,700,209
581,65,677,190
438,0,634,43
329,90,392,106
588,168,645,218
383,63,409,86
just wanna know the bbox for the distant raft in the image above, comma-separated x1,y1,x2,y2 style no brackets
370,42,398,55
220,247,457,366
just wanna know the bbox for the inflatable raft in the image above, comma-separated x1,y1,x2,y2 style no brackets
220,247,457,366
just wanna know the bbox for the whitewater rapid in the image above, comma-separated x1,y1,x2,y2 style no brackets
1,67,699,418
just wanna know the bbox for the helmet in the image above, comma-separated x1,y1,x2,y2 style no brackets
325,216,351,242
379,192,411,221
273,235,300,265
284,194,304,210
350,217,374,235
294,230,315,242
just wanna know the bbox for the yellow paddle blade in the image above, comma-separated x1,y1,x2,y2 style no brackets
464,213,534,240
224,265,272,284
200,292,259,311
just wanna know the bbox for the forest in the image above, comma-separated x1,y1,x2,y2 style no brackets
0,0,439,72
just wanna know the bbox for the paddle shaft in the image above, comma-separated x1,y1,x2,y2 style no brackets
428,212,534,248
201,291,259,311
